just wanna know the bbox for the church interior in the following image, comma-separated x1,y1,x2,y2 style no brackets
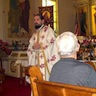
0,0,96,96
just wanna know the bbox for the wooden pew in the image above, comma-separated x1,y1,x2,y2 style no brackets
29,66,96,96
85,61,96,71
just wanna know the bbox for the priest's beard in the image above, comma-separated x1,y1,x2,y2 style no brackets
35,24,42,29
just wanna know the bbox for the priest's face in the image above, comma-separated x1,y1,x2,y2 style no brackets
34,16,44,29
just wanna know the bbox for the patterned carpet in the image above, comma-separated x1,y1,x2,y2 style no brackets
1,76,31,96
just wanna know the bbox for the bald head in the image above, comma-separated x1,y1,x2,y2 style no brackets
56,32,80,57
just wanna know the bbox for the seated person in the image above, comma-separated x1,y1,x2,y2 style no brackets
49,32,96,88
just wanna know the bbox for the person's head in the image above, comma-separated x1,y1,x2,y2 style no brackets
34,14,44,29
56,31,80,59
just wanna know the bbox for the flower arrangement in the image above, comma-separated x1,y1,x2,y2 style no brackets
77,36,96,60
0,39,12,55
79,37,95,49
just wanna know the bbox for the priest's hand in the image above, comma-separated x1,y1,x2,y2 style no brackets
33,42,41,49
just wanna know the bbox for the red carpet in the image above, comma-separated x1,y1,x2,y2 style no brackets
1,76,31,96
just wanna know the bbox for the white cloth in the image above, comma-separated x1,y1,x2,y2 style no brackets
15,60,28,67
27,25,60,81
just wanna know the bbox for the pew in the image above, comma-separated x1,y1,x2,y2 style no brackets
29,66,96,96
85,61,96,71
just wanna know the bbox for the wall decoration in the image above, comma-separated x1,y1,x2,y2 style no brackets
91,5,96,36
39,6,54,29
7,0,31,40
77,6,89,36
